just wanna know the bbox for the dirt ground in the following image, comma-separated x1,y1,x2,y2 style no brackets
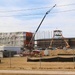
0,56,75,71
0,57,75,75
0,50,75,75
0,49,75,70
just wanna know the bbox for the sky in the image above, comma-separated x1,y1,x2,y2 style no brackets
0,0,75,38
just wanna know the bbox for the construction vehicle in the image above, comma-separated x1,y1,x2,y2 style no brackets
28,4,56,51
22,4,56,57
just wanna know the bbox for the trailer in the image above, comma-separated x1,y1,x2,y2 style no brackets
0,46,21,57
0,46,21,52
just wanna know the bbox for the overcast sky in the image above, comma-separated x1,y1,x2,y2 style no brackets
0,0,75,38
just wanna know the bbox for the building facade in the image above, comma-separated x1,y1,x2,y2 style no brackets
0,32,33,48
36,30,75,49
36,38,75,49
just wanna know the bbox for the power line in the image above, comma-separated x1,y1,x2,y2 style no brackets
0,9,75,17
0,3,75,12
52,9,75,13
57,3,75,7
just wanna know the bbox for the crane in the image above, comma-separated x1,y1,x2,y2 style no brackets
28,4,56,50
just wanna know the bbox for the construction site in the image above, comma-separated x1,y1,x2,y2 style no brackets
0,4,75,62
0,3,75,75
27,29,75,62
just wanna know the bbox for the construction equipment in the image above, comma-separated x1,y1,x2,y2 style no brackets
28,4,56,50
49,30,70,49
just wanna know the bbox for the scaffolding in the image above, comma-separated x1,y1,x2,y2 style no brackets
49,30,70,49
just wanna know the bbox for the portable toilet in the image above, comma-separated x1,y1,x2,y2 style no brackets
44,49,49,56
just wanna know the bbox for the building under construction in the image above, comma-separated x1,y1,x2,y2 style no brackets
0,32,33,51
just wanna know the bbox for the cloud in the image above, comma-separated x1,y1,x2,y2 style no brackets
0,17,29,32
0,16,42,32
0,0,74,38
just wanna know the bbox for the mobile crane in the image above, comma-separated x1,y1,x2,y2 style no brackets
28,4,56,50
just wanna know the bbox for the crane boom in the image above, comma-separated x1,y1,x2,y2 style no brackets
28,4,56,48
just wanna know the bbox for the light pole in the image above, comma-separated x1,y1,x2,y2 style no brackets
39,51,44,68
73,49,75,68
9,50,11,68
8,35,12,68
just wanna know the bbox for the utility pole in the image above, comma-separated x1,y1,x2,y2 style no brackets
29,4,56,49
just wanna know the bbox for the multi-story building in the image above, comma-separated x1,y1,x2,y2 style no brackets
0,32,33,49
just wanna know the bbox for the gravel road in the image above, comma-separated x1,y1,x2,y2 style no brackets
0,70,75,75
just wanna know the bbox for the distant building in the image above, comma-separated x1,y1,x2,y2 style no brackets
36,30,75,49
36,38,75,49
0,32,33,51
